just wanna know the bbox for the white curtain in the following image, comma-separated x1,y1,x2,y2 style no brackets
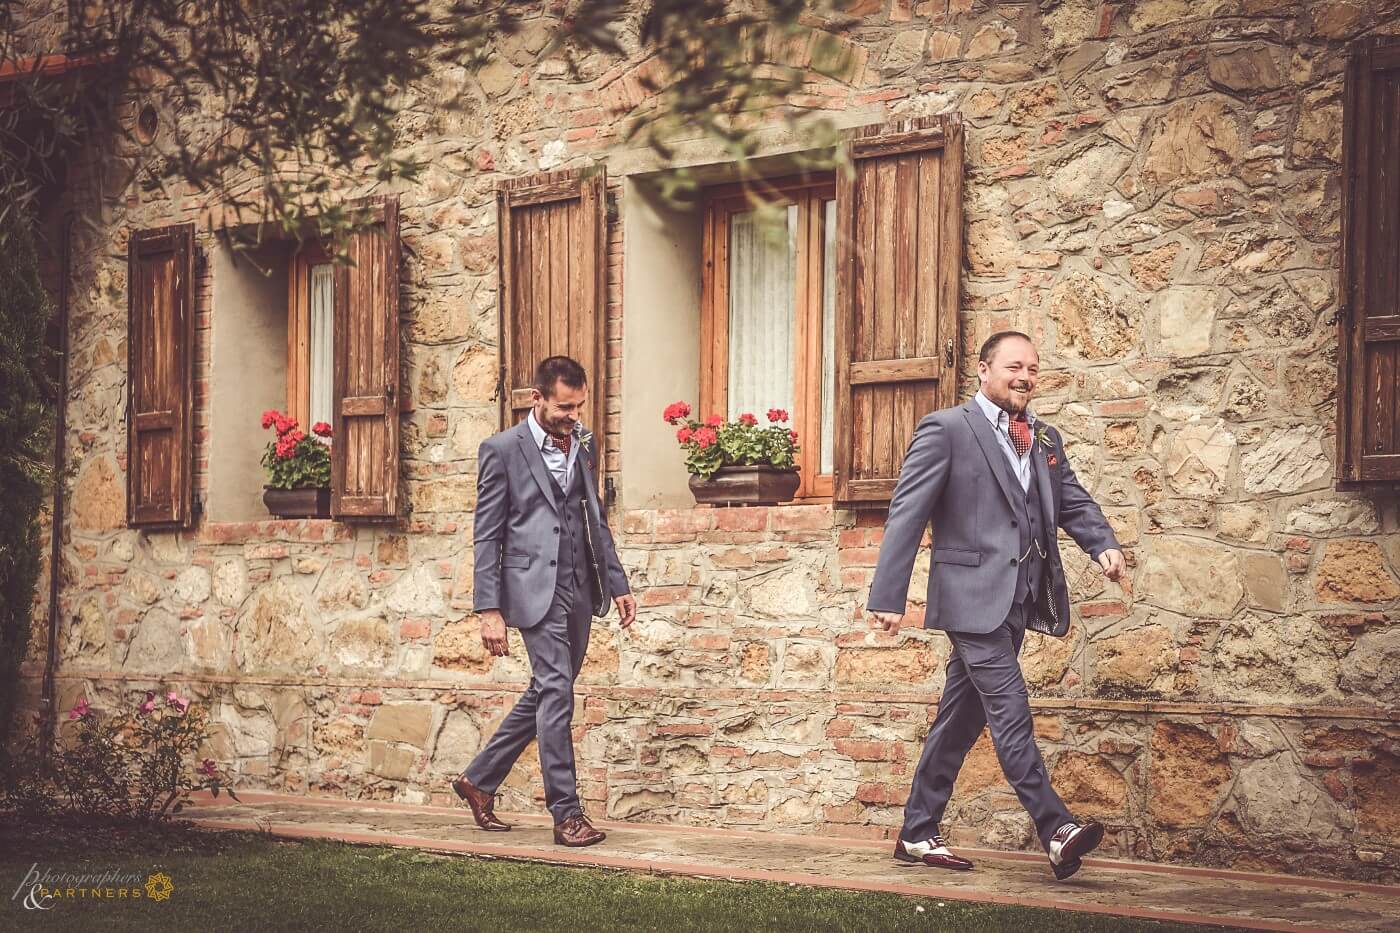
309,263,334,437
820,198,836,476
727,205,796,423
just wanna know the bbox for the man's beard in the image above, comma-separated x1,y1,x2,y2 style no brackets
994,385,1032,414
543,416,575,438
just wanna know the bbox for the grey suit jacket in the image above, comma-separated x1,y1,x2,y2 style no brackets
472,420,630,629
866,399,1119,635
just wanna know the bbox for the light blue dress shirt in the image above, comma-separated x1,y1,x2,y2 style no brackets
973,390,1036,493
526,410,579,491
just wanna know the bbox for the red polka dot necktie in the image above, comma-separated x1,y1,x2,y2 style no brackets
1008,414,1032,457
550,434,572,457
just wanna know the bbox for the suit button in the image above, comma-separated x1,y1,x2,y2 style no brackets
549,560,557,567
1011,520,1018,528
1010,557,1018,565
553,527,559,534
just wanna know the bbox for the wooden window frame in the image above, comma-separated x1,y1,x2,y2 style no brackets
286,240,330,433
700,174,837,501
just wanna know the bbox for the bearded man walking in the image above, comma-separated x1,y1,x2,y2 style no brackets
451,356,635,848
866,331,1126,880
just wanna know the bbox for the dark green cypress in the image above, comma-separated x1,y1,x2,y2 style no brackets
0,204,55,768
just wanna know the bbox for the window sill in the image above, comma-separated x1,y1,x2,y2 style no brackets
194,518,356,546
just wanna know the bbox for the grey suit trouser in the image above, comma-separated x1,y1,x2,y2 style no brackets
463,584,592,823
901,600,1073,850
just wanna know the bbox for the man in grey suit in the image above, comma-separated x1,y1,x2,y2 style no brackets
451,356,636,848
866,331,1125,880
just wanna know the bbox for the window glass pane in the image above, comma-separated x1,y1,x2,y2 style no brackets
309,263,334,439
821,198,836,476
727,205,797,425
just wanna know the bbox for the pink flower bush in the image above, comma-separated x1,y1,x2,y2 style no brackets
68,698,91,721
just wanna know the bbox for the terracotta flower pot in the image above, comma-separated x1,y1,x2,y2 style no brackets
688,465,800,507
262,485,331,519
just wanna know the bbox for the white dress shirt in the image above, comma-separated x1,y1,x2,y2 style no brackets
973,390,1036,493
526,409,579,491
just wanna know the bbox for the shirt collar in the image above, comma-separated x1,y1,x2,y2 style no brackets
526,410,552,451
527,409,579,453
973,390,1035,430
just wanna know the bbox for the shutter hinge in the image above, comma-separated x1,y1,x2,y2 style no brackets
944,339,954,368
491,366,504,403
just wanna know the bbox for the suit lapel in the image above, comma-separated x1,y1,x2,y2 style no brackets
961,401,1020,511
1031,430,1056,534
514,420,560,513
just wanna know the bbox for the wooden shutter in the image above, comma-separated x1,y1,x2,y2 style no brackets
1339,38,1400,485
834,115,963,505
332,196,401,519
497,168,608,474
126,223,196,528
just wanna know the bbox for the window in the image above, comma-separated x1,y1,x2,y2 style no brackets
1339,37,1400,485
618,115,964,510
701,176,837,499
287,241,336,436
197,196,401,523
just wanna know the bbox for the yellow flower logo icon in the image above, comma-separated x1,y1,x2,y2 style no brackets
144,872,175,902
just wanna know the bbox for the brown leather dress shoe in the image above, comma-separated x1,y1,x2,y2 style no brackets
451,775,511,831
553,812,606,847
894,836,974,870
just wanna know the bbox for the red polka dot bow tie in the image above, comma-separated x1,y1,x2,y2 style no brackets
1008,414,1032,457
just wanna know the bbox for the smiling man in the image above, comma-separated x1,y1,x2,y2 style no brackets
451,356,636,848
865,331,1126,881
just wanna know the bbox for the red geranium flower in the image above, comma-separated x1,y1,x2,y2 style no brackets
767,408,788,423
312,422,332,438
677,427,693,443
694,427,718,449
788,429,799,444
274,414,297,436
261,409,279,429
704,415,723,428
663,401,692,425
738,412,757,426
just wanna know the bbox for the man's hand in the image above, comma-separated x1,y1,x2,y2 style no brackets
869,610,902,633
614,594,637,628
479,609,509,656
1098,548,1126,582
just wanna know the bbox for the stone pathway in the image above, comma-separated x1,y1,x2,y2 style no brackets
179,792,1399,932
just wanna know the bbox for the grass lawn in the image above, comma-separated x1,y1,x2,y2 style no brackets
0,817,1252,933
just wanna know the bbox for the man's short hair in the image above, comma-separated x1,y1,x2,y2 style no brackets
534,356,588,398
978,330,1034,364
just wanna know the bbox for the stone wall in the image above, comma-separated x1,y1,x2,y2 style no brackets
18,0,1400,881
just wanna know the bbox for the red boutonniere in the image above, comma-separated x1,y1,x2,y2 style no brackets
1046,452,1058,467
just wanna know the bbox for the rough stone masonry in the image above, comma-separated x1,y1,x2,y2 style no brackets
18,0,1400,882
